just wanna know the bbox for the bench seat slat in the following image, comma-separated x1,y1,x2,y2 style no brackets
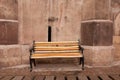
35,50,80,53
31,53,82,59
34,46,79,51
34,41,79,46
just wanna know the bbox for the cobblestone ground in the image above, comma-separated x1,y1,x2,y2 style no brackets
0,64,120,80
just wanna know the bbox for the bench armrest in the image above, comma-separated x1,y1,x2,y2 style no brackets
29,47,34,55
79,45,84,54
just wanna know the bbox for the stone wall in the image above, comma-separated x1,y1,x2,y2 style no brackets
0,45,29,68
112,0,120,64
0,0,120,68
0,0,18,44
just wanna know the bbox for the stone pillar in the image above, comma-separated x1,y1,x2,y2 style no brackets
0,0,23,68
0,0,18,44
81,0,114,66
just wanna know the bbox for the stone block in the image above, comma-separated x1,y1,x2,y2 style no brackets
113,44,120,61
0,21,18,44
7,57,21,66
7,46,21,57
0,48,5,58
83,46,114,66
113,36,120,44
95,0,111,19
92,46,114,66
82,0,111,20
114,13,120,36
0,45,22,68
81,20,113,46
21,45,30,64
82,0,95,20
6,45,22,66
0,0,18,20
83,46,93,66
111,0,120,9
0,58,9,68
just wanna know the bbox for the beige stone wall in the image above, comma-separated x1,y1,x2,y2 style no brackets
112,0,120,64
50,0,82,41
18,0,49,44
18,0,82,44
0,0,120,68
0,0,18,44
0,45,29,68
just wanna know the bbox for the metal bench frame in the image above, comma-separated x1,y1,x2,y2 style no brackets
29,40,84,71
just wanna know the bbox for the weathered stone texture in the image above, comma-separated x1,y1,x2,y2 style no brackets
83,46,93,66
83,46,114,66
82,0,95,20
6,45,21,66
81,20,113,46
112,0,120,9
19,0,48,44
92,46,114,66
113,44,120,61
113,36,120,44
111,0,120,20
0,0,18,20
95,0,111,19
0,45,30,68
114,13,120,36
21,45,30,64
19,0,82,44
0,22,18,44
50,0,82,41
112,0,120,66
82,0,111,20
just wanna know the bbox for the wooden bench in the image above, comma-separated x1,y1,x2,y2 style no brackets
29,40,84,71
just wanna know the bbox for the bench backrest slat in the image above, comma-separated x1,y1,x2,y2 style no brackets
34,46,79,51
34,41,79,47
33,41,80,52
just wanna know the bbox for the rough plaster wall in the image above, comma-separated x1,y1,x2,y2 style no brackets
114,13,120,36
0,0,18,44
50,0,82,41
112,0,120,63
19,0,82,44
19,0,49,44
82,0,95,20
112,0,120,35
82,0,111,20
0,0,18,20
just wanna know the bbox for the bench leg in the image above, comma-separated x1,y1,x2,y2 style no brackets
33,59,36,66
79,57,84,70
30,58,32,71
82,57,84,70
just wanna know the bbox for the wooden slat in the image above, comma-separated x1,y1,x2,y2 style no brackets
31,53,82,59
23,76,33,80
56,75,65,80
1,76,14,80
12,76,24,80
34,41,79,47
78,75,88,80
67,75,76,80
34,76,45,80
109,74,120,80
45,76,55,80
35,50,80,53
88,75,99,80
34,46,79,51
99,75,111,80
